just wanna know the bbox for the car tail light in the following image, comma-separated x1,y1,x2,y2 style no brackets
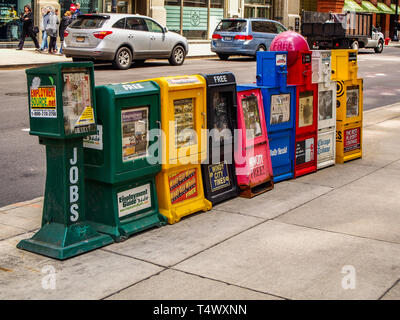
234,35,253,41
212,33,222,40
64,30,69,38
93,31,113,39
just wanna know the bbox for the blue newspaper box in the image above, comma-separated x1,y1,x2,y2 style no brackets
237,51,296,182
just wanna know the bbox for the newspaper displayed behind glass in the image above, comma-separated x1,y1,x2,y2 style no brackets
62,68,95,135
242,95,262,139
121,107,149,162
346,86,359,118
174,98,196,148
319,90,333,121
270,94,290,125
299,92,314,127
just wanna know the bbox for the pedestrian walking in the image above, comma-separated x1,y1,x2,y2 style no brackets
17,5,39,50
59,11,72,55
46,9,59,54
39,7,50,52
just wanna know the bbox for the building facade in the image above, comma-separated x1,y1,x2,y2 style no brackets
0,0,301,42
300,0,400,39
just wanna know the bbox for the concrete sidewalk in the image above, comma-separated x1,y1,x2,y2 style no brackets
0,41,215,69
1,103,400,300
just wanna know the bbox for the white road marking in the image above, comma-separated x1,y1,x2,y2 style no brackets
21,128,30,132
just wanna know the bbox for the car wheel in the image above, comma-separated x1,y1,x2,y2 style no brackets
113,47,132,70
217,53,230,60
351,41,359,51
169,45,186,66
72,57,86,62
374,40,384,53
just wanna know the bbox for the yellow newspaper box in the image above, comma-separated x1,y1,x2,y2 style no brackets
148,75,212,224
332,49,363,163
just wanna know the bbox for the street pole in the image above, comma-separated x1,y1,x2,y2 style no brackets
394,0,399,41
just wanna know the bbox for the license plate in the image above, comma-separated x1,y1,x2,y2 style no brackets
224,37,232,41
76,36,85,42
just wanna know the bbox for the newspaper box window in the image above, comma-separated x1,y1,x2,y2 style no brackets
17,62,113,260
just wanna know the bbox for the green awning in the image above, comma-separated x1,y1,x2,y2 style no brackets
361,1,380,13
391,4,400,15
343,0,365,12
376,2,395,14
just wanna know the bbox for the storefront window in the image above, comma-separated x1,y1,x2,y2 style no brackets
0,0,31,42
166,0,225,39
244,0,272,19
60,0,103,15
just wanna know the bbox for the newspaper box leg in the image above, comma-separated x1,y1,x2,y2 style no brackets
17,138,113,260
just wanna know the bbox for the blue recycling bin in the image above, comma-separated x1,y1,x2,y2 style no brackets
237,51,296,182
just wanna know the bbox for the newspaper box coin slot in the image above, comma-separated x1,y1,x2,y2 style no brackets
147,75,212,224
17,62,113,260
331,49,363,163
312,50,337,169
235,88,274,198
239,51,296,183
199,72,239,205
83,81,167,242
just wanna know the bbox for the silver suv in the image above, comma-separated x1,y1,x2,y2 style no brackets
63,13,189,70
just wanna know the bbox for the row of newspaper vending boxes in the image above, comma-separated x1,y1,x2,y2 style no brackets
18,48,363,259
81,48,364,240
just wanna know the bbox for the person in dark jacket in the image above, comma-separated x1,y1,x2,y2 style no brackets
17,5,39,50
59,11,72,55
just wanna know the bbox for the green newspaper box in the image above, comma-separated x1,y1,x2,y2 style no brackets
84,81,166,241
17,62,113,260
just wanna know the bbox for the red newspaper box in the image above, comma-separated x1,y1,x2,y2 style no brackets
271,31,318,178
235,88,274,198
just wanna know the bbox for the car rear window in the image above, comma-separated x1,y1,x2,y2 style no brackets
216,20,247,32
70,17,107,29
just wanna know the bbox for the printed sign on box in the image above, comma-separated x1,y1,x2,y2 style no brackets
296,138,315,165
169,169,198,204
318,133,334,162
30,86,57,118
344,128,360,152
117,184,152,218
208,162,230,192
83,125,103,150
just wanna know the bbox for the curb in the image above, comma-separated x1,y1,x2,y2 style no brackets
0,55,218,70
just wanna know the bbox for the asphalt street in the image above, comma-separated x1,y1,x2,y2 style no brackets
0,46,399,207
